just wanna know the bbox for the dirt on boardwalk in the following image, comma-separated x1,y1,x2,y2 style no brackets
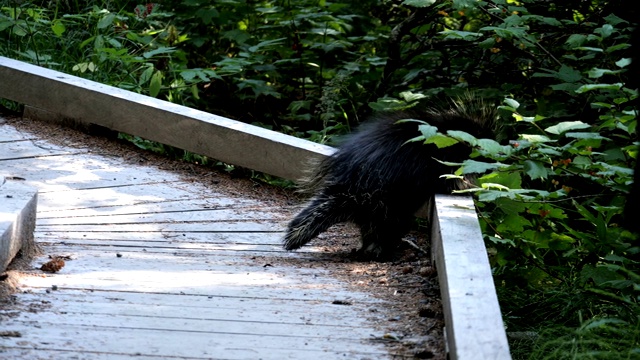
1,115,445,359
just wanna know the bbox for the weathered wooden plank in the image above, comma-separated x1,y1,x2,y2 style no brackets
9,290,377,325
35,231,282,245
431,195,511,360
0,124,33,142
5,311,381,339
0,325,393,360
34,238,287,253
20,250,381,318
34,185,247,213
36,221,283,232
0,138,73,160
37,207,284,226
0,56,334,181
36,200,267,218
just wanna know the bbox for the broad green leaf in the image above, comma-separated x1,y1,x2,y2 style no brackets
190,84,199,100
565,34,587,48
605,43,631,53
575,83,623,94
460,159,507,174
576,46,604,52
149,70,163,98
447,130,477,145
503,98,520,109
0,20,13,32
72,62,96,73
497,213,532,233
523,160,548,179
615,58,632,68
51,19,65,36
594,24,613,38
480,182,510,191
604,14,626,26
195,7,219,24
424,134,459,148
495,197,527,213
564,132,609,140
399,91,426,102
545,121,590,134
417,124,438,138
223,29,251,44
486,236,516,246
521,134,553,143
248,38,286,52
402,0,437,7
97,13,116,29
588,68,622,78
12,24,27,37
477,138,507,155
139,66,154,85
439,30,482,41
143,47,176,59
557,65,582,82
479,171,522,189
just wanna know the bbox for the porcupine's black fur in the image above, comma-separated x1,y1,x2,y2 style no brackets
283,99,497,259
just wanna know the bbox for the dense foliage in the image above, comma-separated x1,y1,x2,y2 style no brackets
1,0,638,358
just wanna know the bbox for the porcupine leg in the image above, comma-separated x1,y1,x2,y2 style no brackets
357,213,412,259
283,193,352,250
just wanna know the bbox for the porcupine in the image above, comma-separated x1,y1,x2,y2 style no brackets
283,98,497,259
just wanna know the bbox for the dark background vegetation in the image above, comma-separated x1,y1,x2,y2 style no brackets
1,0,638,358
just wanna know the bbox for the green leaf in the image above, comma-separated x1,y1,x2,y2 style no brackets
545,121,590,134
97,13,116,29
195,7,219,24
460,160,507,174
139,66,154,85
477,138,507,155
447,130,477,145
497,213,532,233
576,46,604,52
399,91,426,102
564,132,609,140
575,83,623,94
604,14,627,26
503,98,520,109
478,171,522,189
520,134,553,143
615,58,632,68
594,24,614,38
72,62,96,73
440,30,482,41
248,38,286,53
565,34,587,48
523,160,548,180
12,24,27,37
51,19,65,36
588,68,622,78
417,124,438,139
143,47,176,59
149,70,163,98
424,134,459,148
605,43,631,53
0,19,13,32
402,0,437,7
557,65,582,82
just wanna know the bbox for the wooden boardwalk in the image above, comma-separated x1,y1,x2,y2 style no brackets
0,117,441,359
